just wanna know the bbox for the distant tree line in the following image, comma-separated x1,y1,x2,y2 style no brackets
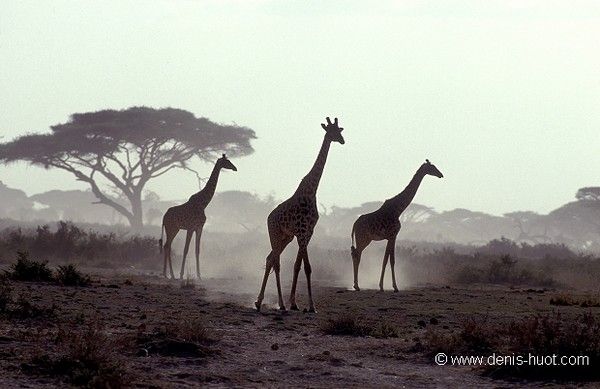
1,181,600,251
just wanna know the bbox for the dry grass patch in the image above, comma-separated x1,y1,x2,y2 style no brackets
321,314,398,338
23,321,129,388
137,315,215,358
423,312,600,381
550,293,600,307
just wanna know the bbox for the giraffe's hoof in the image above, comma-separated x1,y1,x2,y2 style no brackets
353,285,360,291
254,301,261,311
279,306,287,311
393,288,399,293
290,304,299,311
304,307,317,314
378,288,384,292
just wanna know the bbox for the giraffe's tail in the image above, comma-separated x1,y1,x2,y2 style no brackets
158,224,164,254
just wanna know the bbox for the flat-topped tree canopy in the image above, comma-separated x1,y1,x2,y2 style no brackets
0,106,256,230
576,187,600,202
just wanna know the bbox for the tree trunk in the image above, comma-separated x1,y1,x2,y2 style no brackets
129,192,144,232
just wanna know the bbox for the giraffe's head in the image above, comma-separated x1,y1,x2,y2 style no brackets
421,159,443,178
217,154,237,171
321,117,345,144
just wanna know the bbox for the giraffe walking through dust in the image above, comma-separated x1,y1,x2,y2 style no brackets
160,154,237,279
351,160,443,292
255,117,345,312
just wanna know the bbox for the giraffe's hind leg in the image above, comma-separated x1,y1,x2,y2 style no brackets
352,229,371,291
294,232,315,313
163,226,179,279
289,248,303,310
255,231,292,311
379,241,391,292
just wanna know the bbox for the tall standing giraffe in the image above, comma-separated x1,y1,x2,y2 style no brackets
351,160,443,292
255,117,345,312
159,154,237,279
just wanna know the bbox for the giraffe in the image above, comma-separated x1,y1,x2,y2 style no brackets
159,154,237,279
350,160,443,292
255,117,345,312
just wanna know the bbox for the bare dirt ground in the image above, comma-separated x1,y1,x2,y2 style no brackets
1,268,598,388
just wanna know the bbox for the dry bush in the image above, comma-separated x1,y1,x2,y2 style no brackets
55,264,91,287
450,255,556,287
24,321,128,388
550,294,600,308
138,315,215,358
5,251,91,287
321,314,398,338
0,279,55,319
423,312,600,381
164,316,212,344
490,312,600,380
11,293,57,319
0,276,12,312
0,222,160,269
423,317,496,355
372,322,399,339
6,251,53,282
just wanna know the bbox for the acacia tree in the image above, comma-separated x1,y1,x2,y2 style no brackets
576,187,600,202
0,107,256,230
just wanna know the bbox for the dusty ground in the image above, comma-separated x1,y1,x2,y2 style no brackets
0,268,598,388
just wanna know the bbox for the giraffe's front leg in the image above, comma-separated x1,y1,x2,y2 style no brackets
289,250,303,310
379,243,391,292
195,226,204,279
351,246,363,291
301,245,317,313
168,245,175,280
388,237,399,292
180,230,193,280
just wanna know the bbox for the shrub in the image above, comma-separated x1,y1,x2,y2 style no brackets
0,277,12,312
372,322,399,339
138,316,214,358
424,317,496,355
0,222,161,269
423,313,600,381
25,321,127,387
321,314,383,337
550,294,574,306
453,265,484,284
550,294,600,308
7,252,53,282
166,316,211,343
55,264,91,287
487,255,517,283
491,312,600,380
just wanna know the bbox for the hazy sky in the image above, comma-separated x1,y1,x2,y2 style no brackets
1,0,599,216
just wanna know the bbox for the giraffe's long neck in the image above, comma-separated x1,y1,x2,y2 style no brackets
192,163,221,207
295,137,331,197
387,168,426,216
